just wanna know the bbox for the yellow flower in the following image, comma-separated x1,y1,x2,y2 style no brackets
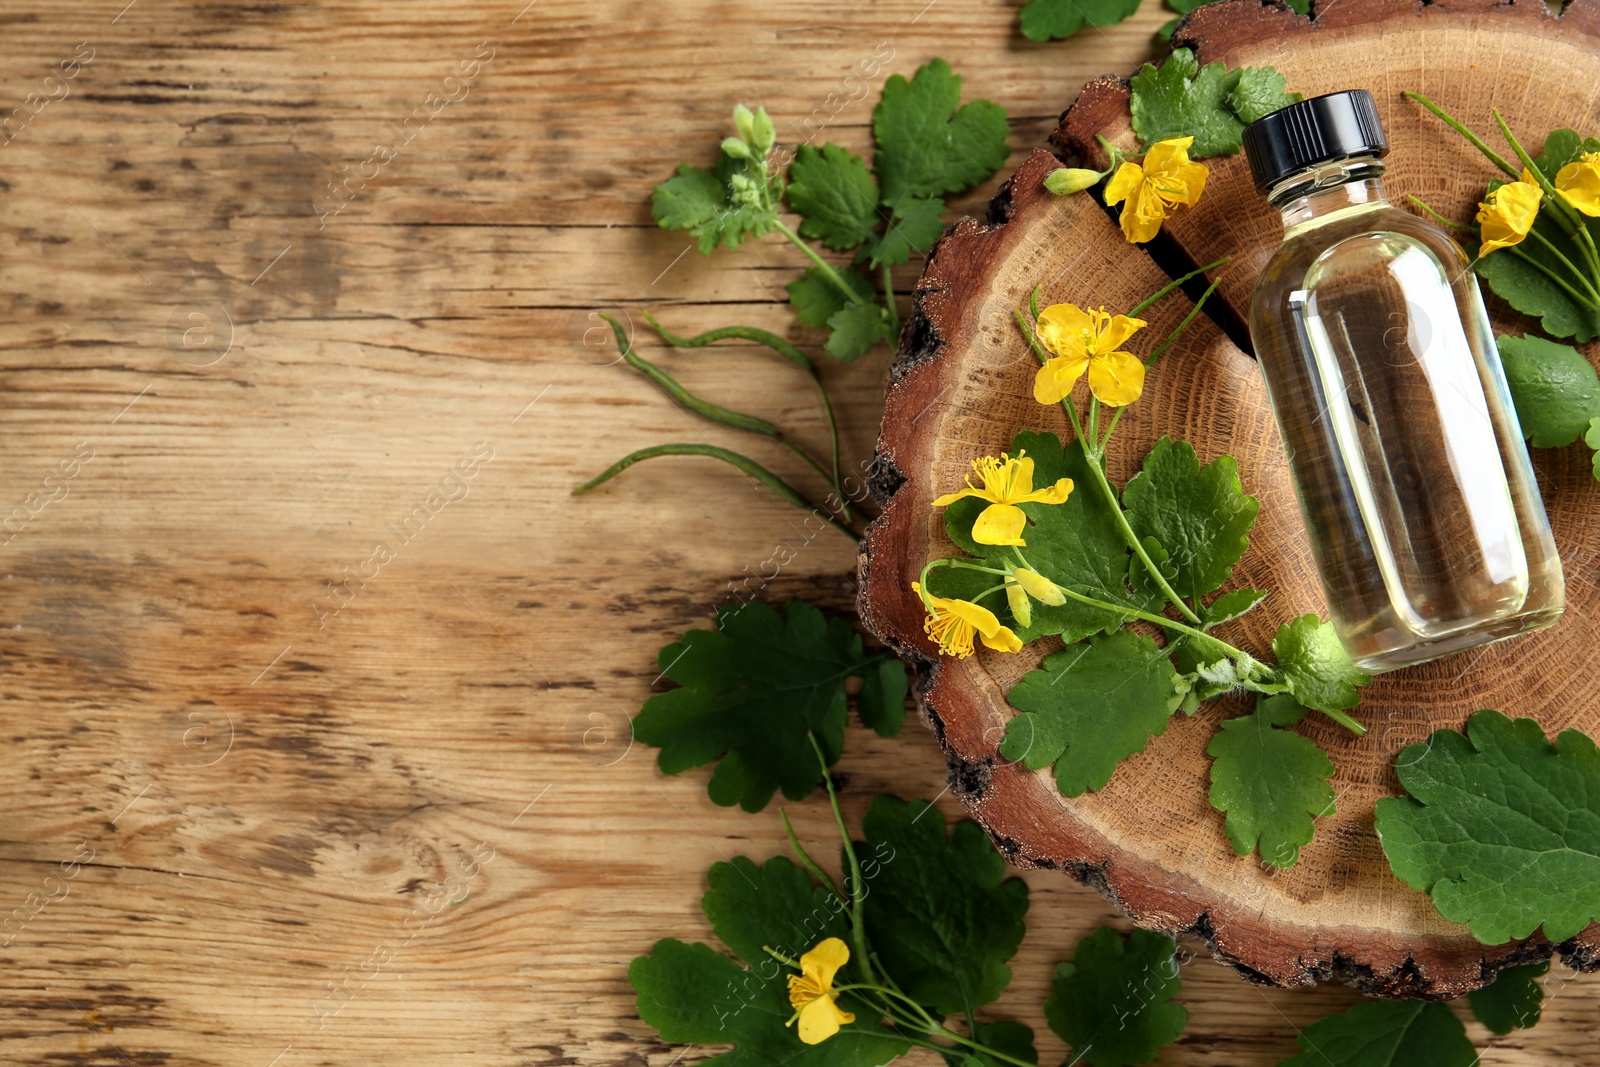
1103,137,1208,243
1034,303,1149,408
931,450,1073,547
912,582,1023,658
787,938,855,1044
1555,151,1600,216
1477,171,1543,254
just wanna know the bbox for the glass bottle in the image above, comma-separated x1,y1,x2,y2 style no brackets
1243,90,1564,673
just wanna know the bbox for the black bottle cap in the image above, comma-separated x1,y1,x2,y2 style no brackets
1241,89,1388,192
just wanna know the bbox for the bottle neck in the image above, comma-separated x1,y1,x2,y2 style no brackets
1268,156,1388,236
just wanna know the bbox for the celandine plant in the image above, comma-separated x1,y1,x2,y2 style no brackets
911,253,1375,869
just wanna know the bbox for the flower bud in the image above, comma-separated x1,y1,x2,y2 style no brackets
1045,167,1103,196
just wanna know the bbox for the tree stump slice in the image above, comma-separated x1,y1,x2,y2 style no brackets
859,0,1600,998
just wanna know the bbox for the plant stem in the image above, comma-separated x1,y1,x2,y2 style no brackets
1014,307,1089,446
780,807,844,905
1506,245,1600,310
1127,256,1231,318
1524,227,1600,304
1317,705,1366,735
1012,306,1202,624
763,945,802,968
778,438,846,497
773,219,867,305
1083,444,1202,624
808,732,875,989
830,982,940,1033
617,312,852,520
1491,109,1600,281
1404,91,1519,179
641,314,815,371
1054,578,1239,653
1100,275,1224,452
638,318,844,502
573,443,858,541
927,1023,1041,1067
882,263,901,338
1406,194,1474,232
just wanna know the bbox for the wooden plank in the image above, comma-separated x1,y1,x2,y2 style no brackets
0,0,1593,1063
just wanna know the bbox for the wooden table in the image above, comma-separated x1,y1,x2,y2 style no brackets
0,1,1594,1063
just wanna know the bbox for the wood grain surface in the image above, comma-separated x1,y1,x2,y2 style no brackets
862,0,1600,1002
0,0,1595,1064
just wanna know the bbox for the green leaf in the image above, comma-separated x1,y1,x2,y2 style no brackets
787,266,876,329
1207,694,1335,868
1203,587,1269,627
858,796,1029,1017
1227,66,1300,125
1588,417,1600,481
1497,333,1600,447
630,938,910,1067
1045,927,1188,1067
944,430,1159,643
1277,999,1474,1067
1532,128,1600,174
1003,629,1181,796
873,58,1011,207
825,301,892,360
1474,207,1600,342
652,153,781,254
1272,614,1369,713
856,656,908,737
633,600,908,811
1467,960,1548,1034
1374,709,1600,944
1122,437,1260,602
939,1020,1037,1067
653,163,726,231
1130,48,1248,158
703,855,849,964
1018,0,1142,42
859,195,947,268
787,143,881,252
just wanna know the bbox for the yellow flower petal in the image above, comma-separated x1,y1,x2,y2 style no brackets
1092,310,1148,353
797,994,854,1044
930,486,985,507
1555,151,1600,217
1103,160,1144,207
799,937,850,987
1006,580,1032,629
1034,353,1088,405
972,502,1028,546
1087,347,1147,407
1107,139,1207,243
1140,136,1196,175
1002,455,1038,500
787,938,856,1045
979,624,1023,654
1477,179,1542,255
1035,303,1095,361
1016,476,1073,506
913,585,1018,658
1119,183,1167,244
1013,567,1068,606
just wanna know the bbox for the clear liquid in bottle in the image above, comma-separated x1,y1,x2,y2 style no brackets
1243,92,1564,672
